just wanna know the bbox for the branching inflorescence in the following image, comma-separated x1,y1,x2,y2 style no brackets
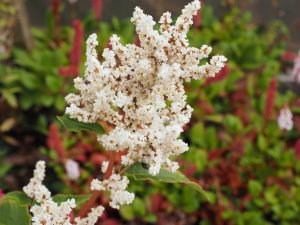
24,1,226,224
66,0,226,176
24,161,103,225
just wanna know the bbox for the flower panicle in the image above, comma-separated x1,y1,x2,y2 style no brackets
65,0,226,177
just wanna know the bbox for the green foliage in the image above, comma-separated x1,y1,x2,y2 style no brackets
72,4,300,225
1,2,299,225
1,43,69,111
0,201,31,225
0,192,32,205
125,163,211,201
0,192,91,225
57,115,105,135
0,192,32,225
52,194,90,207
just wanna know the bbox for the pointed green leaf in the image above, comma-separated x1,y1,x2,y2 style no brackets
0,192,32,205
203,115,223,123
52,194,91,207
125,163,212,202
0,200,31,225
57,115,105,134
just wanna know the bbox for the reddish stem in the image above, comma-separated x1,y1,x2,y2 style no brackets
214,177,223,225
264,78,277,121
119,165,131,176
51,0,61,45
77,151,116,218
104,151,116,179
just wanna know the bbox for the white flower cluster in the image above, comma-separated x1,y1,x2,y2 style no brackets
74,206,104,225
23,161,76,225
23,161,49,201
65,0,226,176
30,199,76,225
24,161,104,225
90,162,135,209
278,107,293,131
65,159,80,180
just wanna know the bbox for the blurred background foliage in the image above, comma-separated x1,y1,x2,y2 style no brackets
1,0,300,224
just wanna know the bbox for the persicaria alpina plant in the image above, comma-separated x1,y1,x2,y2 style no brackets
19,1,226,224
23,161,104,225
65,0,226,176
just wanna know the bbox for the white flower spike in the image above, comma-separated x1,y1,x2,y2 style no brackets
90,162,135,209
278,106,293,131
65,159,80,180
23,161,77,225
65,0,227,176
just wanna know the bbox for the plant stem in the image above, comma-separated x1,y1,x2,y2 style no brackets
77,190,101,218
77,151,116,218
119,165,131,175
104,151,116,179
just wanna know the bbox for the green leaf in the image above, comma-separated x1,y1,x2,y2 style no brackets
248,180,262,198
224,115,243,133
120,205,135,220
0,200,31,225
125,163,211,201
57,115,105,135
190,123,205,147
19,94,33,110
46,75,62,92
52,194,91,207
203,115,223,123
2,90,17,108
38,94,53,107
13,49,36,69
0,163,12,178
0,118,16,132
112,17,121,31
205,127,218,150
0,192,32,205
145,214,157,223
54,96,66,111
257,134,267,151
19,71,40,90
132,197,146,217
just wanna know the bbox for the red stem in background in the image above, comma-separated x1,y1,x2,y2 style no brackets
58,66,79,78
59,20,83,78
77,151,116,218
210,167,224,225
51,0,61,45
205,64,229,84
264,78,277,121
47,124,65,160
214,177,224,225
134,38,141,47
194,0,202,28
70,20,84,67
294,139,300,159
92,0,103,20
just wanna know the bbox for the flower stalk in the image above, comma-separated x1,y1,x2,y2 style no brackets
77,151,115,218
